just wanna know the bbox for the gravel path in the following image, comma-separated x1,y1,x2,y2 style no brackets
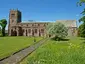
0,38,49,64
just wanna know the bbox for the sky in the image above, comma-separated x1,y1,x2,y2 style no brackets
0,0,85,30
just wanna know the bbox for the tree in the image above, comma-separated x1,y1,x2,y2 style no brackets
46,22,68,41
0,19,7,36
0,27,1,36
78,16,85,38
77,0,85,6
77,0,85,37
78,24,85,37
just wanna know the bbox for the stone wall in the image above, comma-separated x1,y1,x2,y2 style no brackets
8,10,78,37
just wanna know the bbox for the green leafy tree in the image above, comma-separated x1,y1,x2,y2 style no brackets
0,27,1,36
46,22,68,41
78,0,85,37
0,19,7,36
77,0,85,6
78,24,85,37
78,16,85,37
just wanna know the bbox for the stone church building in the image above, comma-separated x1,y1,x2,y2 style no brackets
8,10,77,37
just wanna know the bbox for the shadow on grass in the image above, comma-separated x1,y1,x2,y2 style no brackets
78,36,85,40
51,38,69,41
0,36,3,37
60,39,69,41
0,36,6,37
79,37,85,43
83,42,85,43
80,38,85,40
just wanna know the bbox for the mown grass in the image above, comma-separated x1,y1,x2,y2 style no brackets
0,36,43,60
20,37,85,64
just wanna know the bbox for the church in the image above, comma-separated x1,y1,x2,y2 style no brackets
8,9,77,37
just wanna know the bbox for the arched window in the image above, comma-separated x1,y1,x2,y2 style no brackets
27,25,28,26
26,30,27,36
11,14,15,17
32,24,34,26
28,29,31,33
44,24,46,26
35,29,37,33
41,29,44,33
38,24,40,26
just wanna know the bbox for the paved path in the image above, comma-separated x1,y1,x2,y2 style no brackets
0,38,49,64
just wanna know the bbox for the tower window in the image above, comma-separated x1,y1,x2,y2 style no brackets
11,14,15,15
12,20,14,23
11,14,15,17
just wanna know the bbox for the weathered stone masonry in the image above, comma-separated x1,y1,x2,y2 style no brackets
8,9,77,37
8,10,47,37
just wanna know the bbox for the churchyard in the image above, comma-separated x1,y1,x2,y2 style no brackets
0,0,85,63
0,36,85,64
20,37,85,64
0,22,85,64
0,37,43,60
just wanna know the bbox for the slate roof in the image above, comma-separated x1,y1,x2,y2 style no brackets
16,20,77,28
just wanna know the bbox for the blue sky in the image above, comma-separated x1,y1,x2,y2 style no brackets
0,0,85,29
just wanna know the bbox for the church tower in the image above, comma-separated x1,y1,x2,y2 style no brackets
8,9,22,36
9,9,21,26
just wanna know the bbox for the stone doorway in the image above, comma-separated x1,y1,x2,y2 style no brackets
32,30,34,36
26,30,27,36
11,29,17,36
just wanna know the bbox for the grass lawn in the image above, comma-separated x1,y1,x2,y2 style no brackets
20,37,85,64
0,36,43,60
